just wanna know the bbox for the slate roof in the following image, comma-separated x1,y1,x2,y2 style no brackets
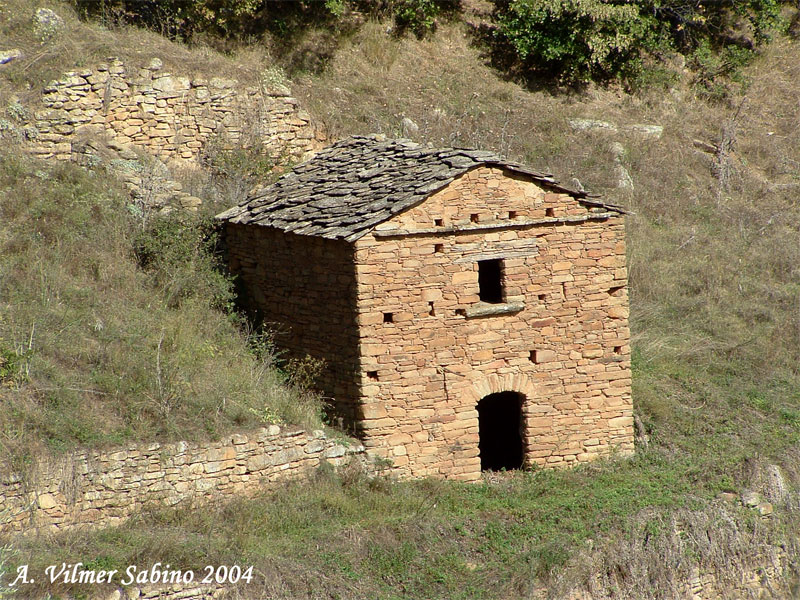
215,135,623,242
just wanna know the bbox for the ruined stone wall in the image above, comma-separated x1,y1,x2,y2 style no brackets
0,426,365,535
354,166,633,480
23,57,324,163
223,225,363,428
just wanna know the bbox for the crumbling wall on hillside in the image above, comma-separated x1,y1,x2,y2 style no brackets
22,57,325,164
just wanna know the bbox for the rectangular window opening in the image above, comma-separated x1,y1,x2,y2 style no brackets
508,211,517,219
456,308,466,317
538,293,546,301
614,346,623,354
383,312,394,323
434,218,444,227
478,259,504,304
367,370,379,380
470,213,479,223
608,285,624,296
428,302,436,316
434,243,444,253
529,351,538,363
546,208,555,218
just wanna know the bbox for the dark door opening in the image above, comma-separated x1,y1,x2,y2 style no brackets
477,391,524,471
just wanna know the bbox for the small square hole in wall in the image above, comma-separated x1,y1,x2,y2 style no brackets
546,208,555,218
367,371,379,380
383,312,394,323
470,213,480,223
434,243,444,253
529,351,538,363
508,211,517,219
428,302,436,316
608,286,624,296
538,294,546,301
614,346,623,354
456,308,466,317
434,218,444,227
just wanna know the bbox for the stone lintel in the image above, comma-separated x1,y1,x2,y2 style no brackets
464,301,525,318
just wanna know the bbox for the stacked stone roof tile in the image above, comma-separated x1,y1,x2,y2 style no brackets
216,135,623,242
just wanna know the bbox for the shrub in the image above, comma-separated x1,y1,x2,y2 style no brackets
493,0,659,84
71,0,356,40
645,0,784,51
492,0,786,86
201,139,279,206
132,214,234,312
393,0,455,37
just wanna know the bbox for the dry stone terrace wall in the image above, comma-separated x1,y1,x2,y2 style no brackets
355,166,633,480
24,57,324,163
0,426,365,535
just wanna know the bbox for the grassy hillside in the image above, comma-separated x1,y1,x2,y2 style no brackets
0,151,325,467
3,2,800,598
0,2,329,467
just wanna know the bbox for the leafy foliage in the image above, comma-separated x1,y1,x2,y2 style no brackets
70,0,346,39
133,215,233,311
493,0,786,85
392,0,460,37
493,0,658,83
646,0,784,50
71,0,786,86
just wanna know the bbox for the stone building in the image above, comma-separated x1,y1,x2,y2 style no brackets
216,135,633,481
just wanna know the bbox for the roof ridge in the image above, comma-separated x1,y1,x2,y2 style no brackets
215,135,623,240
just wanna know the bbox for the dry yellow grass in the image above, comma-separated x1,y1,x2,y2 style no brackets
0,0,272,106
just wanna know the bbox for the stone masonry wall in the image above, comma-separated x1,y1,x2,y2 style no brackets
22,57,324,164
223,225,363,429
354,166,633,480
0,426,365,535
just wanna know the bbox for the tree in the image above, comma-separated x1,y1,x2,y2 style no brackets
492,0,786,85
493,0,659,84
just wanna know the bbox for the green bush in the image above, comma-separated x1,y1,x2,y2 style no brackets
492,0,786,85
133,215,233,312
493,0,658,84
71,0,356,40
393,0,445,37
646,0,784,50
689,39,754,101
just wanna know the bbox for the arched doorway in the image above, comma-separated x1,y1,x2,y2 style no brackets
477,391,524,471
